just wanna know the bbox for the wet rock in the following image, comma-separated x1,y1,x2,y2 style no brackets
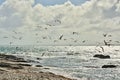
35,65,43,67
0,62,23,69
13,58,27,62
0,69,6,74
0,62,11,68
0,54,27,62
10,65,23,69
93,54,110,59
44,68,50,69
102,65,117,68
17,64,31,66
26,59,40,63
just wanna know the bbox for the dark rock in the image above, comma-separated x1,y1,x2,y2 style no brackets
0,54,27,62
26,59,39,63
93,54,110,59
17,64,31,66
10,65,23,69
44,68,50,69
0,69,6,74
0,62,23,69
14,58,27,62
102,65,117,68
35,65,43,67
0,62,11,68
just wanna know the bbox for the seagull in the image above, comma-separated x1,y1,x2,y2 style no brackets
12,36,17,39
100,46,104,52
46,24,52,26
104,40,111,46
82,40,86,43
54,40,57,42
74,40,77,42
73,32,78,35
35,33,38,36
36,41,39,43
45,27,48,30
41,53,45,56
13,30,17,34
42,37,47,39
59,35,63,40
64,39,67,41
104,40,107,45
19,37,22,40
10,42,13,45
103,34,107,37
55,20,61,24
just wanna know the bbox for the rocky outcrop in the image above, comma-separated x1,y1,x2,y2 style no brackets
93,54,110,59
102,65,117,68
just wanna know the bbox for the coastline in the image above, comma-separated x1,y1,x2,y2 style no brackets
0,54,76,80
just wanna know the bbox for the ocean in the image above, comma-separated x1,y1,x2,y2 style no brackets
0,45,120,80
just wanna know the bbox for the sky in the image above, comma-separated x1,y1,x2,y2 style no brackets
0,0,120,46
35,0,88,6
0,0,88,6
0,0,4,5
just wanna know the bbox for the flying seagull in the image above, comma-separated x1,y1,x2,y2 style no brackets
103,34,107,37
104,40,111,46
19,37,22,40
100,46,104,52
73,32,78,35
59,35,63,40
9,42,13,45
13,31,17,34
82,40,86,43
55,20,61,24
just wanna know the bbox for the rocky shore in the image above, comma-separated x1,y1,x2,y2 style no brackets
0,54,75,80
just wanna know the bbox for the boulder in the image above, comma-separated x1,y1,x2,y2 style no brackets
102,65,117,68
93,54,110,59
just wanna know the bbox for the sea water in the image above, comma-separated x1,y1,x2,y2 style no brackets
1,45,120,80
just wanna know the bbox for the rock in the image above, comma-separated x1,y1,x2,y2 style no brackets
0,54,27,62
13,58,27,62
17,64,31,66
44,68,50,69
84,66,99,68
0,62,11,68
102,65,117,68
35,65,43,67
26,59,40,63
10,65,23,69
0,69,6,74
93,54,110,59
0,62,23,69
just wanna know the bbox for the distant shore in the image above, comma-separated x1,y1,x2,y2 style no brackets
0,54,76,80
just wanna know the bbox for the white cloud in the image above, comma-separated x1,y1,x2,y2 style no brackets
0,0,120,45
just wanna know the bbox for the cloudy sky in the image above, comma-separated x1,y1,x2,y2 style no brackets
0,0,120,46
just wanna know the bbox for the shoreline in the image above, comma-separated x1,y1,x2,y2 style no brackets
0,54,76,80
